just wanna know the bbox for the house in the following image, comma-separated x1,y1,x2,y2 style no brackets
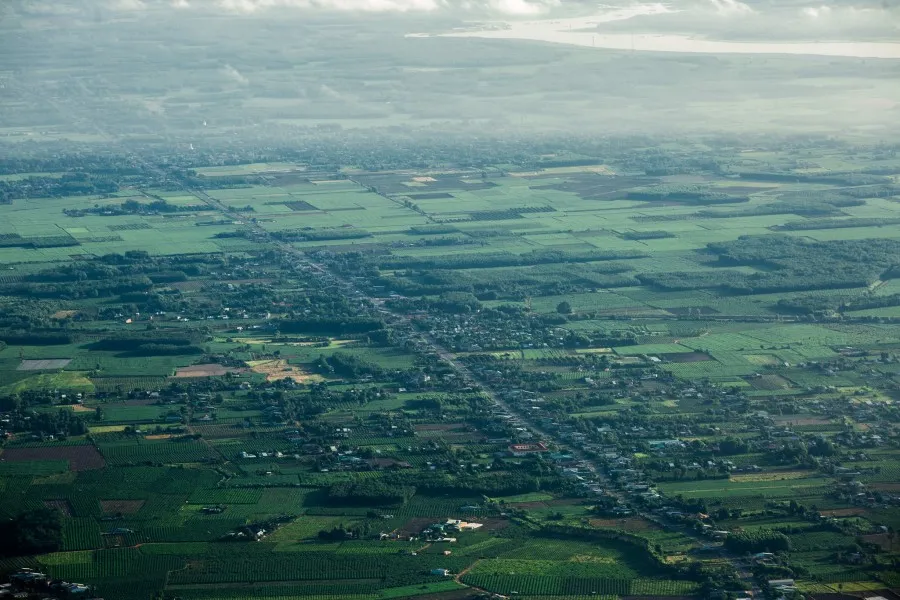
508,442,548,456
768,579,796,591
445,519,483,531
648,439,685,450
59,582,91,595
9,570,47,585
430,568,451,576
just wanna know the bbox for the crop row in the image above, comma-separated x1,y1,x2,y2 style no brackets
62,518,104,551
165,582,381,599
168,554,472,586
461,574,694,596
98,441,218,465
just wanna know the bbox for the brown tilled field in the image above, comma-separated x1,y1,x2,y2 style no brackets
660,352,713,363
100,499,145,514
0,445,105,471
818,508,866,517
174,364,231,377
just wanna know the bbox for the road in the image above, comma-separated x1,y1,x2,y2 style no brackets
14,75,754,590
186,182,758,587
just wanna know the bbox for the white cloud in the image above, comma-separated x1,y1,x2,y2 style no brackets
217,0,438,12
108,0,147,9
802,5,831,18
707,0,753,16
221,64,249,85
487,0,557,16
213,0,556,14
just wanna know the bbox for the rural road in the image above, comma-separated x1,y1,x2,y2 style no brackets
185,182,753,587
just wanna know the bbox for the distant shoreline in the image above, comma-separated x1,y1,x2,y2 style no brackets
410,7,900,60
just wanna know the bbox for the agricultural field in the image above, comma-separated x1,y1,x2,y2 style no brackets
1,139,899,600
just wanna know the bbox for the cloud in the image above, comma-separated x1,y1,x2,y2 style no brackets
706,0,753,16
595,0,898,42
21,0,561,16
213,0,556,14
217,0,438,12
802,5,831,18
487,0,556,16
108,0,147,9
221,64,249,85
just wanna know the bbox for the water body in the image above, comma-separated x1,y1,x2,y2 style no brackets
414,6,900,60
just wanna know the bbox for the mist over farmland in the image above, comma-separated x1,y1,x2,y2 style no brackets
4,0,900,598
2,0,899,145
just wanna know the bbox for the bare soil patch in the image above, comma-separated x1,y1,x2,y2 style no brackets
869,482,900,492
100,499,145,514
248,359,317,383
51,310,78,319
860,533,893,551
730,470,812,483
283,200,319,211
17,359,72,371
44,499,73,516
1,445,105,471
269,173,310,186
407,192,454,200
477,518,509,532
819,508,866,517
397,517,436,537
356,173,495,196
661,352,712,363
174,364,230,378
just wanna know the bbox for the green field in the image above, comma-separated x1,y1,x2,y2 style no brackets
1,140,900,600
